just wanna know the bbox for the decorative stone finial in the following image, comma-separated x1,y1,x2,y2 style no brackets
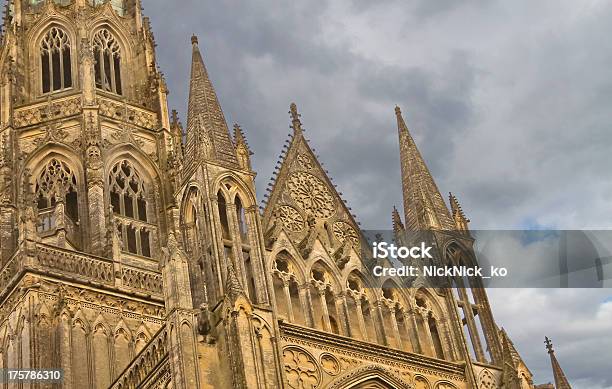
545,336,554,354
289,102,302,134
191,35,199,45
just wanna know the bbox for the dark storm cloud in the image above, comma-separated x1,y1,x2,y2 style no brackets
143,1,612,387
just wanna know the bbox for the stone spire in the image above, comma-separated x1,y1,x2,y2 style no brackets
545,337,572,389
184,35,237,167
396,106,454,230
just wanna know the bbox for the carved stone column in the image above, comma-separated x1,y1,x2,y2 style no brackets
374,301,388,346
335,292,350,336
281,277,294,322
420,309,436,357
352,294,368,342
386,301,403,350
299,284,314,328
315,283,331,332
407,308,423,354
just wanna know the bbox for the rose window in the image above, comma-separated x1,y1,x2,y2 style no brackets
287,172,335,219
275,205,305,232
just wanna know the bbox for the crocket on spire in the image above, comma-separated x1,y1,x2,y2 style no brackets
395,106,454,231
184,35,237,167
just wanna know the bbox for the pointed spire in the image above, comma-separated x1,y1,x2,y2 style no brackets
545,337,572,389
449,192,470,232
289,102,303,135
396,106,454,231
392,206,405,233
185,35,237,167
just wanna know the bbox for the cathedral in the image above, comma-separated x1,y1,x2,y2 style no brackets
0,1,574,388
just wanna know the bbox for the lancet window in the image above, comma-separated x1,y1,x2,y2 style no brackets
93,29,122,94
35,158,79,230
40,27,72,93
109,160,154,257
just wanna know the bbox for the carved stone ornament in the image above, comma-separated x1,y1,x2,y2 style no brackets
477,369,497,389
332,221,359,247
297,153,314,170
320,353,341,376
275,205,305,232
283,346,321,389
287,172,335,219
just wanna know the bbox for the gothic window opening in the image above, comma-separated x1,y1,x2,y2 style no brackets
35,159,79,231
273,252,305,325
40,27,72,94
429,317,445,359
93,29,122,94
236,196,247,240
218,192,230,240
448,244,490,364
109,160,155,257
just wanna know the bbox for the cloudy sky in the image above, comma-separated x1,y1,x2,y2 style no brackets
143,1,612,387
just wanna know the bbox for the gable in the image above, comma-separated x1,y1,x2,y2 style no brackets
263,128,362,255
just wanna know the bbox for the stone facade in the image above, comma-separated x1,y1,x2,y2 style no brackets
0,1,569,388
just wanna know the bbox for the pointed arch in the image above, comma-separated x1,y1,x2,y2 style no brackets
71,314,90,387
327,365,412,389
39,26,72,93
272,249,307,325
92,319,111,389
27,17,78,96
106,148,160,258
180,184,212,306
113,324,132,378
92,28,122,94
24,147,85,248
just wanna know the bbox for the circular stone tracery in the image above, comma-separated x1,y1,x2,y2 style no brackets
287,172,335,219
332,221,359,247
275,205,305,232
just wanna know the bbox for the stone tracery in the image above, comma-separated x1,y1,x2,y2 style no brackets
287,172,336,219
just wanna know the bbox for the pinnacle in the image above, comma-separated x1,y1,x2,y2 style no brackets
289,102,303,134
191,34,198,45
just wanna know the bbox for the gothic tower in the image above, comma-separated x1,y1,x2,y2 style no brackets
0,1,173,387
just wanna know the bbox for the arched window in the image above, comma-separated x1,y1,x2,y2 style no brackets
448,245,490,363
40,27,72,93
235,196,247,240
429,316,445,359
93,29,122,94
36,159,79,225
217,192,230,240
182,187,212,306
109,160,153,257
